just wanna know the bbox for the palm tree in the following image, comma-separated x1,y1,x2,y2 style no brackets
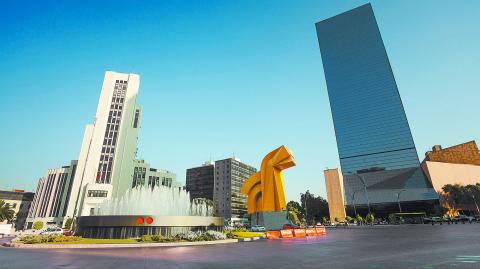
0,200,15,223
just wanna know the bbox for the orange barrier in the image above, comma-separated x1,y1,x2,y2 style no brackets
280,229,294,238
266,231,280,239
315,226,326,235
305,228,316,236
293,228,306,237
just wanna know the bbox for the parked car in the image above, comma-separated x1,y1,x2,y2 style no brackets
250,225,266,232
282,224,301,230
40,227,63,235
454,215,475,223
62,229,74,236
423,216,443,225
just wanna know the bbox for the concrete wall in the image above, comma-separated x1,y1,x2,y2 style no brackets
421,161,480,191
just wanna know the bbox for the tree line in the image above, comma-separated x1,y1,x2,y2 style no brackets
441,183,480,215
286,190,329,225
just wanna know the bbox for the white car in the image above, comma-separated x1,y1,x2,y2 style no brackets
40,227,63,235
251,225,266,232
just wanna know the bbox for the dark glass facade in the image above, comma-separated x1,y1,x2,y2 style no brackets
316,4,438,216
186,164,215,201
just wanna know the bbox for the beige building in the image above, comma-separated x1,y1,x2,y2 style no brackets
324,168,346,222
421,141,480,191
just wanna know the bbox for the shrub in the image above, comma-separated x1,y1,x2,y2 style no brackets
139,234,179,243
140,231,226,243
20,235,41,244
19,234,81,244
179,231,200,242
366,213,375,224
140,235,153,242
52,235,81,243
33,221,44,230
224,230,235,239
64,218,73,230
151,235,162,242
206,230,226,240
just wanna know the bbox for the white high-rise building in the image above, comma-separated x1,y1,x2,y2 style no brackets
65,71,142,217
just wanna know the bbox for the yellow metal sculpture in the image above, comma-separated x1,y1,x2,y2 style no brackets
241,145,296,214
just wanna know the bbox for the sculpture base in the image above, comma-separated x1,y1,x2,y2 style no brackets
250,211,290,231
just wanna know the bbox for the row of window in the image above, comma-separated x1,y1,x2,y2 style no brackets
88,190,108,197
96,82,127,184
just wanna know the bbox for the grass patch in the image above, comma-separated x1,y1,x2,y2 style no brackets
231,231,264,239
49,238,138,244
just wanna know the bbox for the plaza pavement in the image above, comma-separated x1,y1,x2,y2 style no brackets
0,224,479,268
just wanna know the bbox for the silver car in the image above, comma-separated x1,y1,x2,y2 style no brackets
40,227,63,235
251,225,266,232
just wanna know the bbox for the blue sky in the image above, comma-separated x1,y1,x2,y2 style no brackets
0,0,479,202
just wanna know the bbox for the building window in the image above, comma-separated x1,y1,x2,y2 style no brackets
87,190,108,198
133,109,140,128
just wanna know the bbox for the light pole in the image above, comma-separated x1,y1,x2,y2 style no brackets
350,190,360,217
350,173,371,214
396,189,406,213
304,194,308,225
471,194,480,215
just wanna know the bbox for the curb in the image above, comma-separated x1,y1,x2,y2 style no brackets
6,236,265,249
236,236,265,242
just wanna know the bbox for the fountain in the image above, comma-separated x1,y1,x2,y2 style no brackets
76,186,223,239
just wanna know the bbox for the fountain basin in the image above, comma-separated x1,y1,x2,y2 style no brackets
76,215,224,239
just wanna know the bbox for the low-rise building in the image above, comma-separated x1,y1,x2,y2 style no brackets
421,141,480,191
132,159,180,189
421,141,480,215
0,189,34,231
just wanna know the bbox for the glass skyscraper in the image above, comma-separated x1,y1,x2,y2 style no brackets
315,4,438,216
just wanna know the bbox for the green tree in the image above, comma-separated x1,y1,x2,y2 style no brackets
356,214,364,225
287,201,303,225
366,213,375,224
33,221,44,230
0,200,15,223
300,190,329,225
64,218,73,230
442,183,480,214
345,216,353,223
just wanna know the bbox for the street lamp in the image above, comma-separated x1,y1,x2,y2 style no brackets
471,194,480,215
350,190,360,217
396,189,406,213
304,193,308,225
349,173,371,214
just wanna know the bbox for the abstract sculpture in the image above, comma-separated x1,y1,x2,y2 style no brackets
241,145,296,214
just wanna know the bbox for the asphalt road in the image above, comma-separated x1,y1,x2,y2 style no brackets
1,224,479,269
